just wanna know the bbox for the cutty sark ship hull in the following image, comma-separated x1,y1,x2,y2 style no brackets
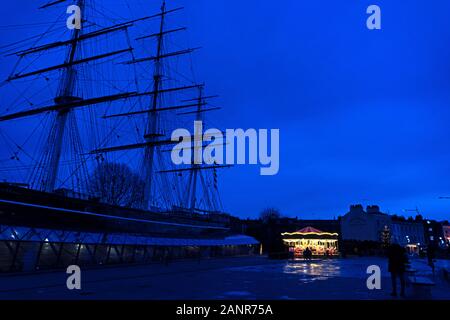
0,183,228,238
0,0,257,272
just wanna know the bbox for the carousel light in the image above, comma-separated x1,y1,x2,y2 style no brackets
281,231,339,236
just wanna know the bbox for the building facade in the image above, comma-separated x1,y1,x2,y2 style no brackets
340,204,450,256
422,219,445,248
443,225,450,246
391,218,425,254
340,205,391,242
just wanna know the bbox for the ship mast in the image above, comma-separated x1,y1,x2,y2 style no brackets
186,88,204,212
0,1,228,212
1,0,226,208
187,89,228,213
44,0,84,192
89,1,205,210
0,1,144,193
143,0,166,209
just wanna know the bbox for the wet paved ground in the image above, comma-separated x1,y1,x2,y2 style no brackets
0,256,449,300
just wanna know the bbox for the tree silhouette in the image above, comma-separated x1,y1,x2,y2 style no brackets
259,207,281,223
91,162,145,209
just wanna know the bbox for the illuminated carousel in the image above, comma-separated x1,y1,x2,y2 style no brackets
281,226,339,257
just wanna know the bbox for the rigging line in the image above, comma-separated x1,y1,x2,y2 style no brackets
77,78,138,82
159,148,178,207
132,57,156,76
0,126,25,154
0,27,69,55
59,141,125,190
52,115,76,190
162,59,196,85
86,51,136,91
0,31,58,50
8,48,133,82
0,159,86,170
91,50,134,66
82,19,105,30
74,115,140,146
0,20,67,29
22,114,49,163
5,81,37,112
78,109,144,135
15,48,48,76
6,10,67,79
34,111,60,189
163,69,195,87
11,115,49,164
184,22,198,85
158,71,191,89
162,58,196,87
99,82,153,131
188,63,198,90
68,112,87,193
43,74,56,97
0,129,18,157
22,114,52,178
124,28,141,93
21,73,59,106
88,67,130,93
92,108,141,154
28,118,49,188
201,169,215,212
35,116,57,188
87,2,126,24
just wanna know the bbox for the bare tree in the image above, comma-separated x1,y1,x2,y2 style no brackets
91,162,145,209
259,207,281,223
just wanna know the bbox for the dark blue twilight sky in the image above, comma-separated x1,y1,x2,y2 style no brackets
1,0,450,220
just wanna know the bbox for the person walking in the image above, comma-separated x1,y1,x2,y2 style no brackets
427,245,435,276
387,242,408,297
303,247,312,261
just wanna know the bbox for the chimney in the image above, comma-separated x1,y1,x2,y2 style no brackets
366,205,380,214
350,204,364,213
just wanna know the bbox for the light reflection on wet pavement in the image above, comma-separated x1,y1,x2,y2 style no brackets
227,258,374,283
220,257,390,299
1,256,448,299
283,261,340,283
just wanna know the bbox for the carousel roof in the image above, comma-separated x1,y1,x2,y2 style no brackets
281,226,338,237
296,226,324,234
